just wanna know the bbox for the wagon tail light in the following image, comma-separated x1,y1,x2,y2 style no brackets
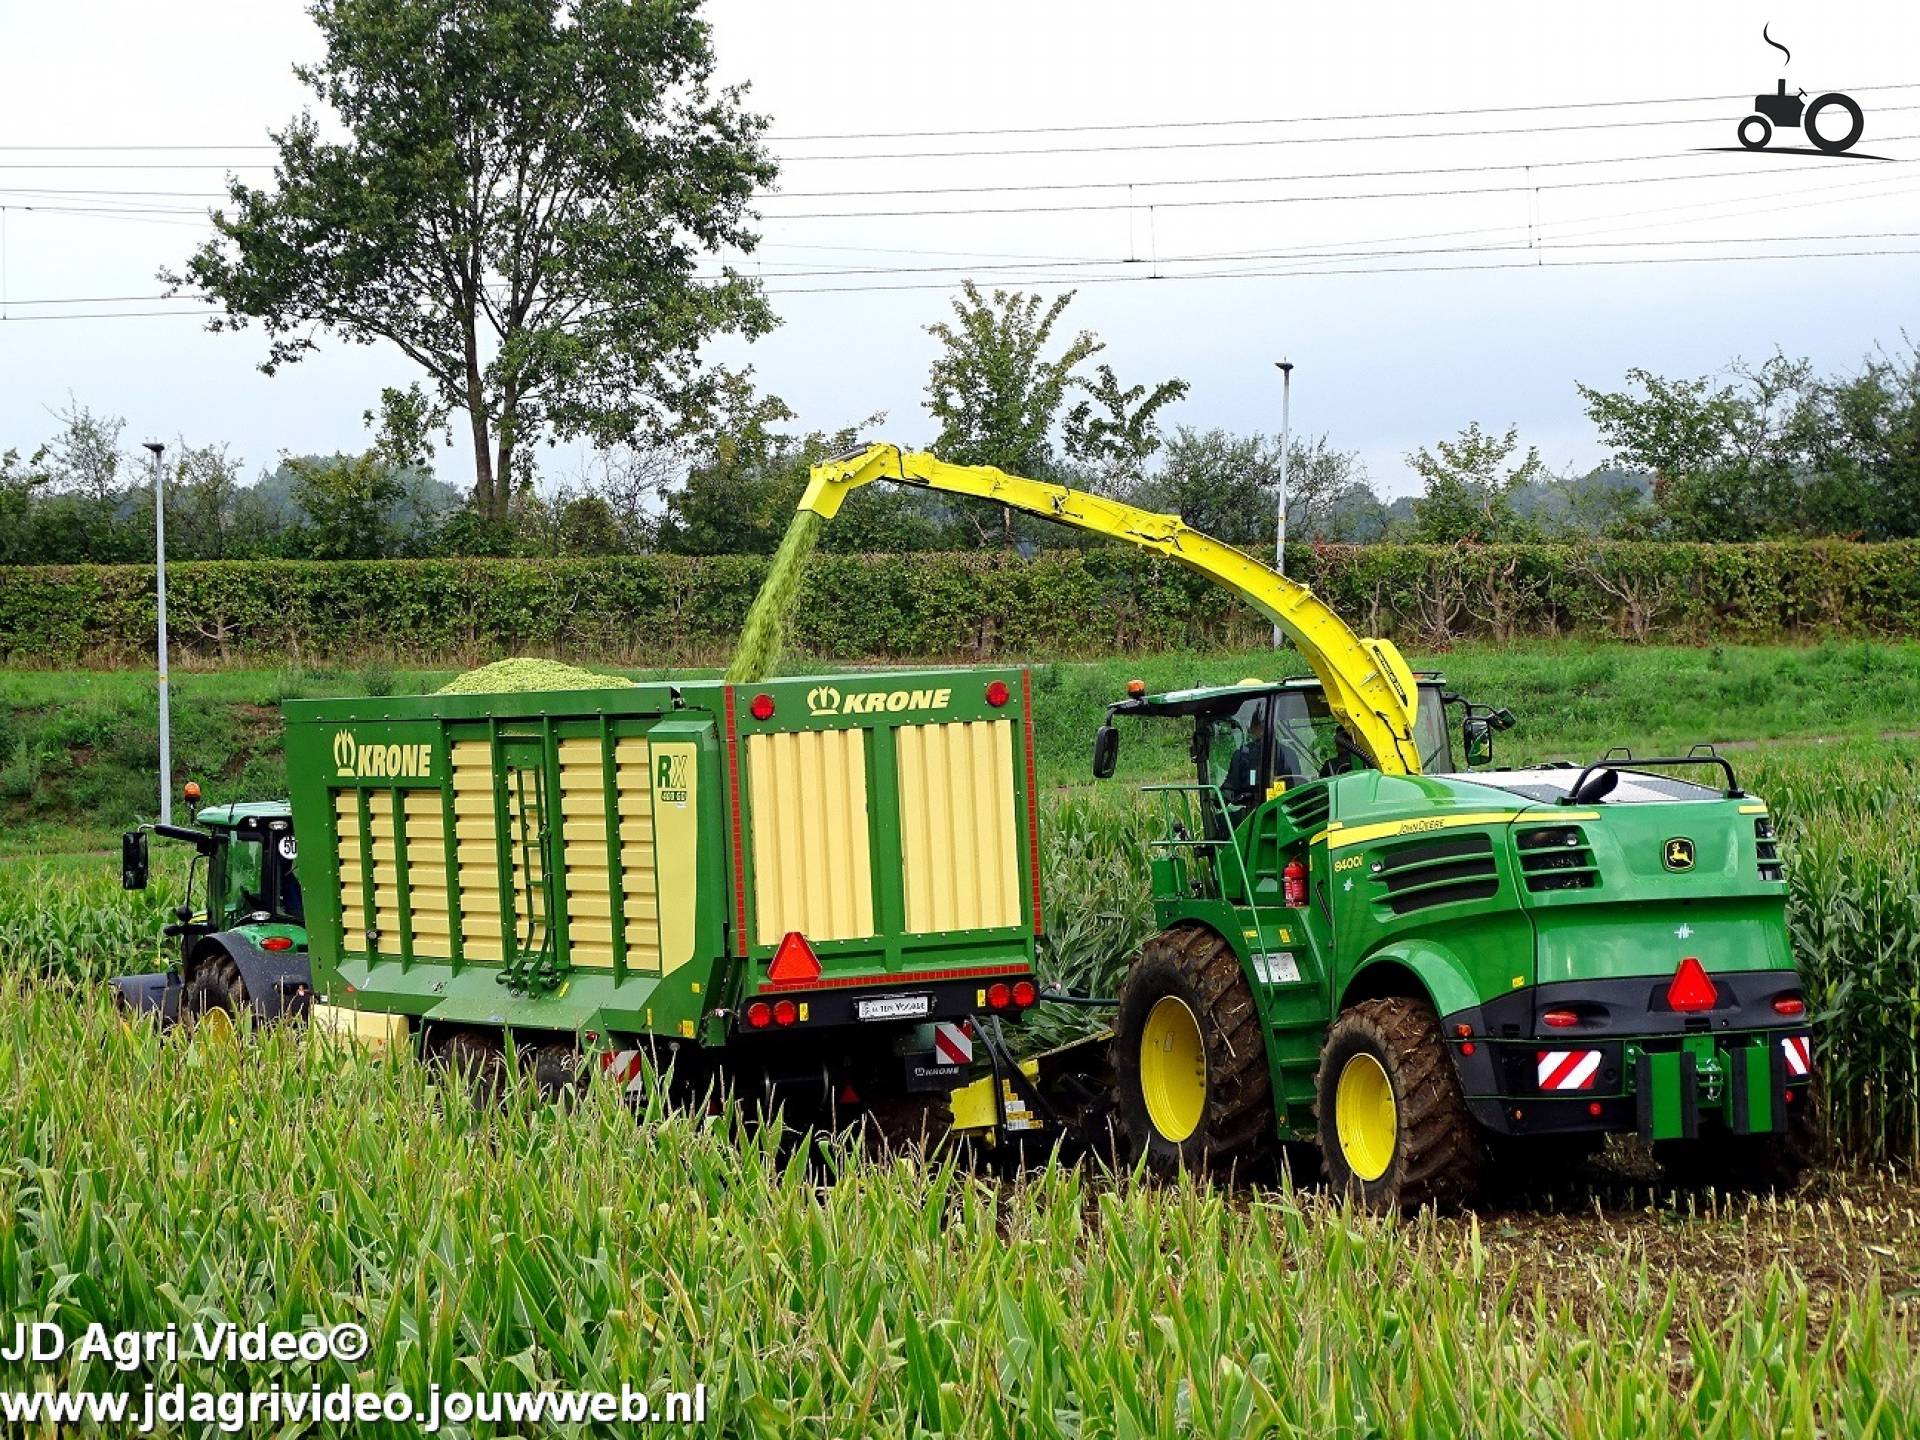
1541,1008,1579,1029
1666,955,1718,1012
767,931,821,985
260,935,294,952
1772,995,1806,1017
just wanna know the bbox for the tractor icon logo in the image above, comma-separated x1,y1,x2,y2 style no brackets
1735,25,1864,155
1663,837,1696,873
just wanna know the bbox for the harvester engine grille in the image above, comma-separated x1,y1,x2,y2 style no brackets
1279,782,1331,835
1755,816,1784,882
1370,831,1499,915
1516,825,1598,892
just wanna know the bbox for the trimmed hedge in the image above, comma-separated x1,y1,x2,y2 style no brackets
3,540,1918,665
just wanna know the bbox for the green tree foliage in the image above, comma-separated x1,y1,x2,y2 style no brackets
1406,421,1546,543
284,453,409,559
1579,357,1810,540
925,282,1101,477
1133,427,1382,549
173,0,776,521
1062,363,1191,494
658,378,935,555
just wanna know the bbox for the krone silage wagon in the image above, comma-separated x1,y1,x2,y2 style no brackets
282,669,1045,1119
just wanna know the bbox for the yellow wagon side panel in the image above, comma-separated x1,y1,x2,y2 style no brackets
614,737,663,974
402,790,452,959
896,719,1020,934
557,737,615,969
746,728,874,946
451,739,504,962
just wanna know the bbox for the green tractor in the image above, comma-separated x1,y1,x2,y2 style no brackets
798,446,1816,1208
115,795,312,1025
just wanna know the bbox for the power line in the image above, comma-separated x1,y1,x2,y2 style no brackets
750,245,1920,296
766,82,1920,142
761,127,1920,200
755,149,1920,221
771,109,1920,164
6,82,1915,167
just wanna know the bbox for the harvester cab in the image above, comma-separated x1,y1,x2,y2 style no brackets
114,798,311,1025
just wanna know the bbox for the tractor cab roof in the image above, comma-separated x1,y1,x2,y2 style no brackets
1113,674,1446,719
193,800,293,830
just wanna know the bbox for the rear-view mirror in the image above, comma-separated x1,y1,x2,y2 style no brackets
1463,717,1494,767
121,830,149,890
1091,724,1121,780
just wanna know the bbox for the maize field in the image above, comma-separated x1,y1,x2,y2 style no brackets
0,980,1913,1437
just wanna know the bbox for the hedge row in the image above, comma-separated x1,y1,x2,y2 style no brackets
3,540,1917,665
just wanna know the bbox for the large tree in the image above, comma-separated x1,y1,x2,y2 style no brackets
173,0,777,521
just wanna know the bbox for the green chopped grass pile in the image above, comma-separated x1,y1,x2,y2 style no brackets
435,658,634,695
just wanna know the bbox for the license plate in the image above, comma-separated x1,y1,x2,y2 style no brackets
856,994,930,1021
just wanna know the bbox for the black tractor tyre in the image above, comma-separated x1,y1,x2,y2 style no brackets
530,1045,585,1106
437,1029,506,1105
1805,92,1865,154
1316,997,1484,1213
1113,925,1274,1179
1737,113,1772,150
1654,1091,1818,1197
181,950,255,1028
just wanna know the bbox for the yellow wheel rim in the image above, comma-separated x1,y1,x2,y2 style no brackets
1140,996,1207,1143
1335,1052,1398,1182
197,1006,235,1044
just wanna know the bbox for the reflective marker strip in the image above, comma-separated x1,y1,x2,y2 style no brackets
933,1021,972,1065
1782,1034,1811,1076
1536,1049,1602,1090
599,1050,645,1092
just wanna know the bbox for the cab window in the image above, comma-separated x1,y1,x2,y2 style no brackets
223,836,268,918
1199,697,1271,821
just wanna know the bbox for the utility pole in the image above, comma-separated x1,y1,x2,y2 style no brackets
145,440,172,825
1272,360,1294,647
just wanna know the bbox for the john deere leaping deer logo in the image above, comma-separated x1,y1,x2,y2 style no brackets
1663,837,1696,873
1731,26,1865,155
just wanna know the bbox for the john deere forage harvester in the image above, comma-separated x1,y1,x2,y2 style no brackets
797,444,1818,1208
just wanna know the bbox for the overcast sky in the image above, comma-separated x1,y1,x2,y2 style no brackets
1,1,1916,499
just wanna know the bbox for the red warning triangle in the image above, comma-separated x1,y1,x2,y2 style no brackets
1667,955,1718,1012
768,931,821,984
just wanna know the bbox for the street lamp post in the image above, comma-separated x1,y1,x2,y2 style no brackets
1272,360,1294,647
144,441,172,826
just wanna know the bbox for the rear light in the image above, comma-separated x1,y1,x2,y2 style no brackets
749,692,775,721
1772,996,1806,1017
768,931,822,984
1459,1042,1476,1056
1011,979,1037,1008
772,999,798,1028
261,935,294,952
745,1001,772,1029
1542,1008,1579,1029
1453,1023,1472,1038
986,982,1011,1010
1666,956,1718,1012
1588,1101,1604,1117
985,679,1010,708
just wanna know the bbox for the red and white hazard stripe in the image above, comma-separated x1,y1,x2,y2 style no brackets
1781,1033,1812,1077
933,1020,972,1066
598,1049,646,1092
1536,1048,1603,1091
